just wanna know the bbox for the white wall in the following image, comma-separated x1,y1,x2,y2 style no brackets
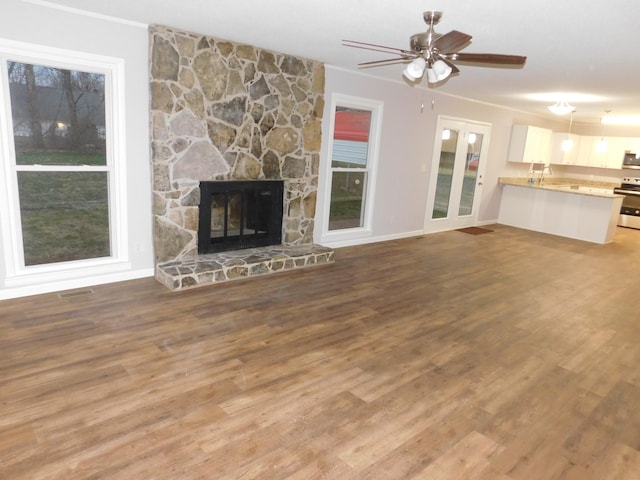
0,1,153,299
317,66,632,248
316,66,560,247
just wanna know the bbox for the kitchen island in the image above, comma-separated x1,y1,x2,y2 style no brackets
498,177,623,244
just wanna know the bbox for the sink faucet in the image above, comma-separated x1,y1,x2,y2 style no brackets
527,163,552,185
539,165,553,184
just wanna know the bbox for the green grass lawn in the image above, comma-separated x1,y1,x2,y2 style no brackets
330,195,362,219
17,150,106,166
328,170,365,230
16,151,111,266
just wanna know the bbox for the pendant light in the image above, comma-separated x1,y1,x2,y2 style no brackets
596,110,610,153
562,111,574,152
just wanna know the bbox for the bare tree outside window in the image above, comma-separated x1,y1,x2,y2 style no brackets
23,63,45,149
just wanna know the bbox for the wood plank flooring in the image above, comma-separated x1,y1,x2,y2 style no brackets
1,224,640,479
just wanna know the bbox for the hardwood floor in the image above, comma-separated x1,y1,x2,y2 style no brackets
2,224,640,479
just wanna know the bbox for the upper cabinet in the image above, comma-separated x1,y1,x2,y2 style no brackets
585,136,626,169
550,132,580,166
625,137,640,154
548,135,629,169
507,125,640,170
511,124,640,169
507,125,552,164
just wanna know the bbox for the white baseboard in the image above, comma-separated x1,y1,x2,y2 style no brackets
320,230,425,249
0,268,154,301
320,220,499,249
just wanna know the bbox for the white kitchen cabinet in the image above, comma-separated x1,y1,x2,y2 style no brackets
549,132,579,165
602,137,626,169
516,127,633,169
624,137,640,154
498,183,623,244
507,125,552,164
577,136,595,167
579,136,626,169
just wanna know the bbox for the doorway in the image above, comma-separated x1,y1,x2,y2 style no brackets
424,117,491,233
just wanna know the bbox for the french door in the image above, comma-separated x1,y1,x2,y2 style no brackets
424,117,491,232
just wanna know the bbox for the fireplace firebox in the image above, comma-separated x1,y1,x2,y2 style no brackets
198,180,284,254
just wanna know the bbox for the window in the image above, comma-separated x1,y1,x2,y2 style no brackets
0,41,127,283
323,95,382,238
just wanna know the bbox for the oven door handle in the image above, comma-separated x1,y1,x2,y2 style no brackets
614,189,640,196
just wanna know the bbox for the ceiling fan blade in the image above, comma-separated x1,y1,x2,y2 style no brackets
446,52,527,65
344,45,411,58
431,30,472,53
358,56,415,68
342,39,414,55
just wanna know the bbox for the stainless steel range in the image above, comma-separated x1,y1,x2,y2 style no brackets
614,177,640,229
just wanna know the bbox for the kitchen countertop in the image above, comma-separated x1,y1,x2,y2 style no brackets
499,177,623,198
498,177,624,244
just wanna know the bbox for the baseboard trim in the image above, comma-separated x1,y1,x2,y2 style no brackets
0,268,155,301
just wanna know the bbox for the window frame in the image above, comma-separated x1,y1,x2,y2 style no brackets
320,94,383,243
0,39,129,286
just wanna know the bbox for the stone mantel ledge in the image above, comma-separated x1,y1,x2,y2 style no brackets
156,244,335,291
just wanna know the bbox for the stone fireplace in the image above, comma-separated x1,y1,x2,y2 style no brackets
149,25,333,290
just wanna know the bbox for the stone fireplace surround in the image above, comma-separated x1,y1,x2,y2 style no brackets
149,25,334,290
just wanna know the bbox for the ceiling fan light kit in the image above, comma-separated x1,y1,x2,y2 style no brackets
426,68,439,84
428,59,453,83
403,58,452,84
403,57,426,81
343,10,526,86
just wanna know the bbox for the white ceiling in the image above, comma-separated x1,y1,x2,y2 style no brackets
38,0,640,125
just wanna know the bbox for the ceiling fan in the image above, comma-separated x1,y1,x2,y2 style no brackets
343,11,526,85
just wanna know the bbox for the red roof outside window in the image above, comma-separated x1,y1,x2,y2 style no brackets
333,111,370,142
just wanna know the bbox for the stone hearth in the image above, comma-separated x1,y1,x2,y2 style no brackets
157,244,334,291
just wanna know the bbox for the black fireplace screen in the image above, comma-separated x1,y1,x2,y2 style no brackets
198,180,284,254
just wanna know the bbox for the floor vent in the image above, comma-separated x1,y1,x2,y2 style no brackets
58,289,94,299
456,227,494,235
